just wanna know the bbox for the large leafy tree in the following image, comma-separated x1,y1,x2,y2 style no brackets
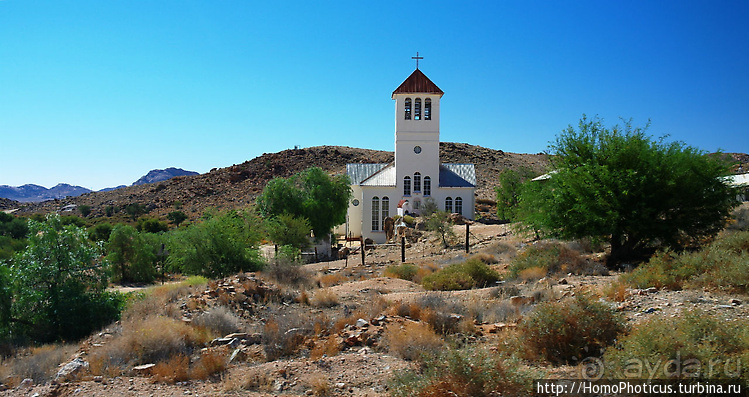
107,224,161,283
495,167,537,221
257,167,352,241
167,209,264,278
519,116,738,266
2,214,121,343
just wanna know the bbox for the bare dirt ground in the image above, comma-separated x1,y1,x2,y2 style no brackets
3,222,748,397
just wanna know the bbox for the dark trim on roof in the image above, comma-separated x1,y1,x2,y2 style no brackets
392,69,444,97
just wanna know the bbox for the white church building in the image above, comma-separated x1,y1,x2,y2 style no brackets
339,66,476,243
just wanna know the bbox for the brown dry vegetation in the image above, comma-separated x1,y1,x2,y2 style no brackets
2,212,749,396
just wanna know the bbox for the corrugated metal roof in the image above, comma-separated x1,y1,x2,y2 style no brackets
440,164,476,187
392,69,444,97
347,163,388,185
727,173,749,187
361,163,396,186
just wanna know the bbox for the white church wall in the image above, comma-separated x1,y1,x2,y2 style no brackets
360,186,397,244
334,185,363,239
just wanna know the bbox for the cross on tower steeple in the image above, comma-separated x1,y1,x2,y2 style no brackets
412,52,423,69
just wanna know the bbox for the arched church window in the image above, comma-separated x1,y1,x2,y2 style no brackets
382,197,389,222
414,98,421,120
404,98,412,120
371,197,380,231
414,172,421,193
423,176,431,196
445,197,453,213
404,176,411,196
425,98,432,120
455,197,463,215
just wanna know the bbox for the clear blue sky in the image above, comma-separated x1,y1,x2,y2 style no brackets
1,1,748,191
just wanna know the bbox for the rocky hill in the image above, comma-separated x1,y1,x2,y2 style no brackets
0,198,19,211
0,183,92,203
132,167,199,186
13,143,550,220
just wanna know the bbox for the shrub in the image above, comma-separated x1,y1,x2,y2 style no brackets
192,305,244,337
89,222,113,242
107,224,161,283
189,349,228,380
383,321,444,362
390,347,539,397
509,241,607,279
88,315,210,375
422,258,500,291
151,354,190,384
262,314,312,361
263,257,312,288
384,263,418,281
727,205,749,231
310,289,339,308
425,211,455,248
622,231,749,292
5,214,123,343
78,205,91,217
167,209,264,278
0,344,77,386
166,211,188,227
603,309,749,381
136,217,169,233
520,294,625,364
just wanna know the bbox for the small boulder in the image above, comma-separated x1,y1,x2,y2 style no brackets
55,357,89,382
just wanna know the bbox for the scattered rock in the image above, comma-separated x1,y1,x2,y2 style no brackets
55,357,89,382
133,363,156,373
731,298,742,306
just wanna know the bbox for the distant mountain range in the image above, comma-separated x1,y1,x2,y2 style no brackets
0,167,198,203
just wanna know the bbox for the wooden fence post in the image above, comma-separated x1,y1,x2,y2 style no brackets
401,236,406,263
465,223,470,253
361,236,365,267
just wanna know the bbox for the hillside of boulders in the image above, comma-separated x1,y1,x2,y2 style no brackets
12,143,550,221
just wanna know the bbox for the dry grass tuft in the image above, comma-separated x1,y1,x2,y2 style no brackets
310,288,339,308
308,374,332,396
192,305,244,337
189,349,228,380
602,280,628,302
88,315,210,377
151,354,189,384
0,344,77,386
518,266,546,281
310,337,343,360
384,321,444,362
317,273,348,288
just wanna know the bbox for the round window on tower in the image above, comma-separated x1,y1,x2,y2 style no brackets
414,146,422,154
352,199,360,206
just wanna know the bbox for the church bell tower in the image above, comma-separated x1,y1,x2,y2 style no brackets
391,55,444,211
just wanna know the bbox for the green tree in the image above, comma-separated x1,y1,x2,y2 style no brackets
167,209,263,278
167,210,188,227
257,167,351,240
0,212,28,240
266,214,312,251
495,167,536,221
425,211,456,248
106,224,160,283
136,217,169,233
0,213,28,261
124,203,147,221
4,214,121,342
89,222,114,242
78,205,92,217
518,116,738,266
